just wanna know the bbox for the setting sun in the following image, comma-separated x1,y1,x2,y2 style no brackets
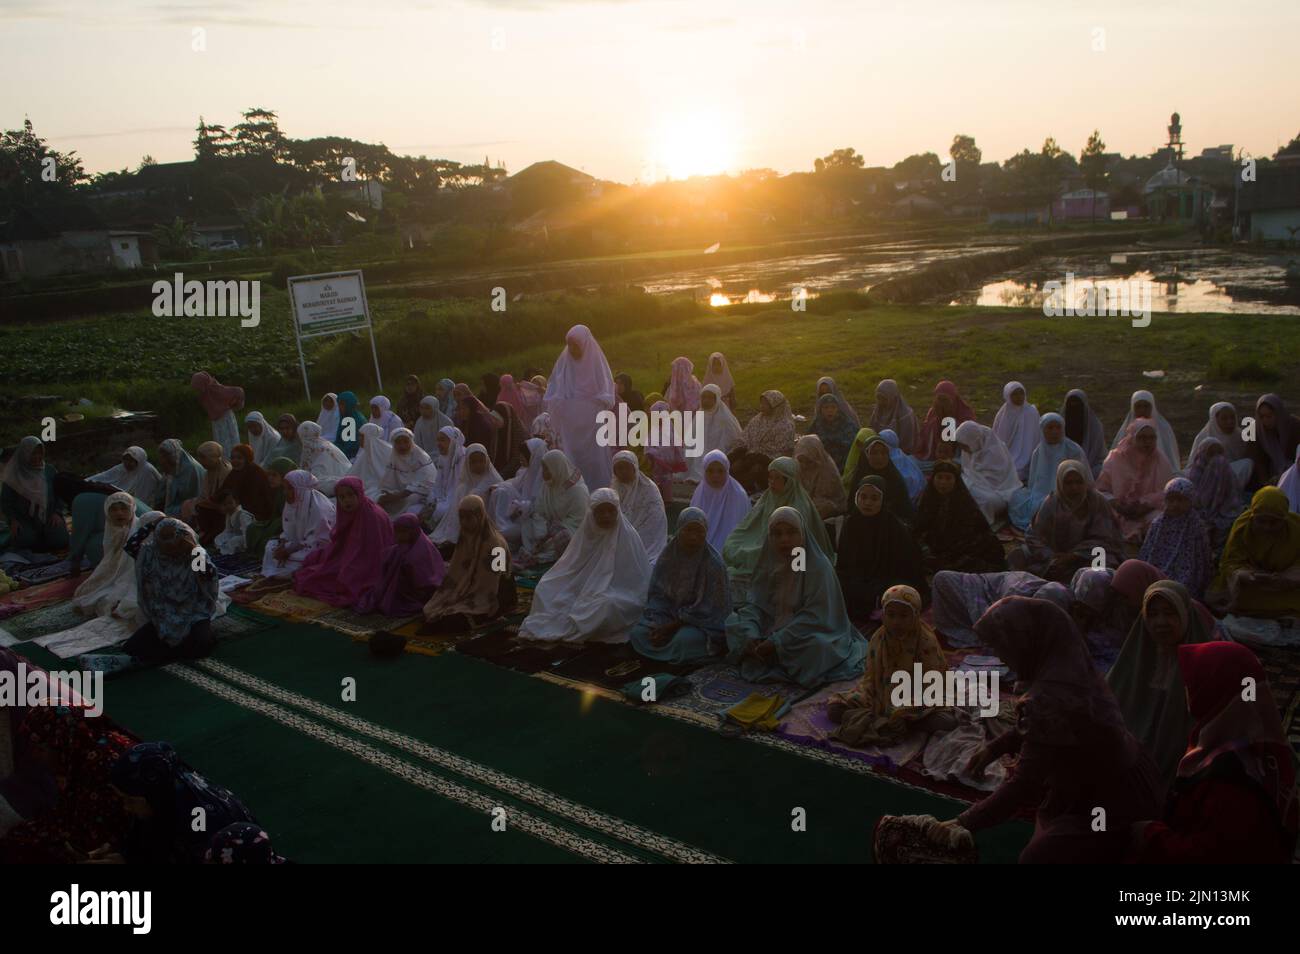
650,112,738,181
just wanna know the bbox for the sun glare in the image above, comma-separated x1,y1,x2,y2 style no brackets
651,112,737,181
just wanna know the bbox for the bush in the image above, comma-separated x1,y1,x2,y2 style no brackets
270,254,316,288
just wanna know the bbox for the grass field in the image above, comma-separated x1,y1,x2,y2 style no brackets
5,289,1298,463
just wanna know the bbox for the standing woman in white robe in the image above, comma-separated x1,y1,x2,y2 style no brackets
489,437,548,546
418,425,466,526
261,470,336,578
432,444,503,545
377,428,437,517
519,487,650,644
412,396,453,456
611,450,668,563
243,412,281,468
517,449,589,567
1111,389,1181,475
992,381,1041,481
688,384,743,483
89,447,162,509
543,324,616,491
296,421,351,495
346,422,392,500
955,420,1023,525
71,493,148,628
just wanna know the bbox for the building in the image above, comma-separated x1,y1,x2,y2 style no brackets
0,204,156,279
1236,161,1300,242
1143,162,1214,223
1053,189,1111,221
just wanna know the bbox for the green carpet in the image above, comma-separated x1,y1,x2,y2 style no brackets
48,619,1031,863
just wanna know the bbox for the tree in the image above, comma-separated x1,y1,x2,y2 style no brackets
152,216,193,261
892,152,942,187
1080,129,1107,223
814,147,864,173
949,134,981,165
1038,137,1066,225
194,117,235,160
231,107,288,159
0,117,87,212
949,134,982,197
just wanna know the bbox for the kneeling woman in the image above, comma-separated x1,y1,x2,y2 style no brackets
519,488,650,644
123,518,226,664
629,507,731,664
294,476,395,608
421,495,515,634
828,584,951,746
926,597,1161,863
260,471,336,579
724,507,867,687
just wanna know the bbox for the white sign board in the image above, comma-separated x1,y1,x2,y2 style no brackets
286,269,381,399
289,271,369,336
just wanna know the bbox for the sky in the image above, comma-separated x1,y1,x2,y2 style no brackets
2,0,1296,182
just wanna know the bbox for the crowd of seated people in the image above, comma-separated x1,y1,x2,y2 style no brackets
4,335,1298,864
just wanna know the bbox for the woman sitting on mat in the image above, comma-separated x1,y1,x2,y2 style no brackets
724,507,866,688
294,476,395,608
1,436,69,554
828,584,952,747
519,488,649,644
421,495,516,635
1130,641,1298,864
356,513,446,617
628,507,731,664
260,471,335,579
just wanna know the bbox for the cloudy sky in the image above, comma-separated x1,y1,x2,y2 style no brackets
2,0,1295,181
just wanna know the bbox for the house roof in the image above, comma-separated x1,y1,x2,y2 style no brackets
0,203,108,241
1237,164,1300,213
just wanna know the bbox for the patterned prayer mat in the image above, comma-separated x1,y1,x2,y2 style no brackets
0,598,85,642
454,626,581,674
247,589,333,622
212,551,264,578
315,607,420,639
0,576,82,619
545,642,700,693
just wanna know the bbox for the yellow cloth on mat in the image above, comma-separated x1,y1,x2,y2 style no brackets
724,693,785,731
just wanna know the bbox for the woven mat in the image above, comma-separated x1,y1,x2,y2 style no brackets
247,589,333,622
316,607,420,639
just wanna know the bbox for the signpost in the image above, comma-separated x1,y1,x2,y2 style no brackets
286,269,382,401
